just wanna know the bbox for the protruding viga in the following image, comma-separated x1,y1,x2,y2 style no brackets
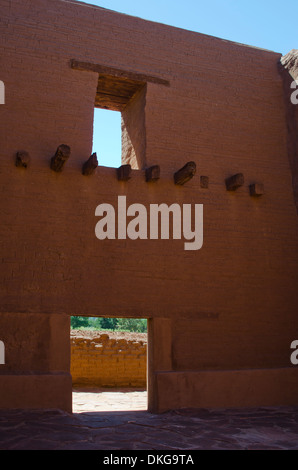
15,151,30,168
82,152,98,176
50,144,71,172
174,162,196,185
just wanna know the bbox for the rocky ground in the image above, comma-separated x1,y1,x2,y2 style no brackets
70,329,147,343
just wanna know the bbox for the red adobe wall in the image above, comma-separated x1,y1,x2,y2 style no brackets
0,0,297,412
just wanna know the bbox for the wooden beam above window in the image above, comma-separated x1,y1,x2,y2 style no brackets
71,60,170,87
71,59,170,112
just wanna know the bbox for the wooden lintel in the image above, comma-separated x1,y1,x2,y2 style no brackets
71,60,170,87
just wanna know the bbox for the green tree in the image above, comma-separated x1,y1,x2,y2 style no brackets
70,316,90,329
116,318,147,333
93,317,118,330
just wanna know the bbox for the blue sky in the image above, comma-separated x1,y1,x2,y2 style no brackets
87,0,297,167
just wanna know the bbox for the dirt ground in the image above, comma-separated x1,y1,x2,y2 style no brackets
70,329,147,343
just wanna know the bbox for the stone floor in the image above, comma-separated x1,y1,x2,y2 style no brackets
1,388,298,450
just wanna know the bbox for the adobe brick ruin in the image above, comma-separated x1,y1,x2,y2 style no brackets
71,330,147,388
0,0,297,413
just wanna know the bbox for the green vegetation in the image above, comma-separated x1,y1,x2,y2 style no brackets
70,316,90,329
70,316,147,333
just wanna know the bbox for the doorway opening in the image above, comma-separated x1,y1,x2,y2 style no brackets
70,316,148,412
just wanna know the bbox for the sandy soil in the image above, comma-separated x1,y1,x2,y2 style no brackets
71,329,147,343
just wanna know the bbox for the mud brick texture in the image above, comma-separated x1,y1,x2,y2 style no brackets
71,331,147,388
0,0,297,412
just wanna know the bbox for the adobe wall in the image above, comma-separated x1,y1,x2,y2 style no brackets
0,0,297,412
71,330,147,388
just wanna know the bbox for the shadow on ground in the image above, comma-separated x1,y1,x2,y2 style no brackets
1,390,298,450
1,407,298,450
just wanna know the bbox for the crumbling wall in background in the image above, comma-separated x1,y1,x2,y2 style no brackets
71,331,147,388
